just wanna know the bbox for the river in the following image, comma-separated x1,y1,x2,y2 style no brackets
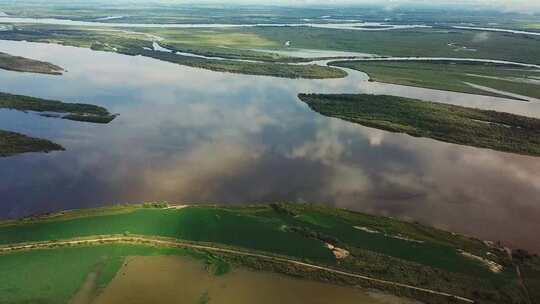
1,40,540,253
0,16,429,31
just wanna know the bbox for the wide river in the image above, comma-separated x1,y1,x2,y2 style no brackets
1,40,540,253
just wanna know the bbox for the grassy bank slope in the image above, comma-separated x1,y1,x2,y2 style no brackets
299,93,540,157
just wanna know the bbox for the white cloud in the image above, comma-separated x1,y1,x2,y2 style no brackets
143,0,540,13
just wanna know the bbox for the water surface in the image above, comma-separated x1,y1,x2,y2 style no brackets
93,255,418,304
1,40,540,253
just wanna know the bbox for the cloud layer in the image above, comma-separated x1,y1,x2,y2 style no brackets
150,0,540,13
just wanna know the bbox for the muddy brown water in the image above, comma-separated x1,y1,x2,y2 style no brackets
91,255,420,304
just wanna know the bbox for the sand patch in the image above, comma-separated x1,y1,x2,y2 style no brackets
458,250,503,273
326,243,350,259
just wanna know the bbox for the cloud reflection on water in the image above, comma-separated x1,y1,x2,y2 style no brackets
0,40,539,252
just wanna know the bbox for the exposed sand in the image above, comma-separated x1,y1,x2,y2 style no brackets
326,243,350,259
458,250,503,273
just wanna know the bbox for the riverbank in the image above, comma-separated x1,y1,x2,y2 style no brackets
0,203,535,304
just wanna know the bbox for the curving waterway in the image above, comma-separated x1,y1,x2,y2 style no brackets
452,26,540,36
1,40,540,253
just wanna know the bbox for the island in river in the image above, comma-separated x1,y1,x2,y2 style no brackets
0,51,64,75
299,93,540,157
0,129,64,157
0,91,117,124
0,91,117,157
0,203,537,304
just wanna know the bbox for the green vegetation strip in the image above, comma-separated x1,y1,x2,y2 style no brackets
0,51,64,75
299,93,540,157
249,26,540,65
0,129,64,157
0,203,534,304
329,61,540,100
0,26,346,79
0,235,476,304
0,91,116,123
136,48,347,79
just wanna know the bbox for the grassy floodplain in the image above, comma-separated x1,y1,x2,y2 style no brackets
0,203,537,304
248,26,540,64
0,51,64,74
329,60,540,100
299,93,540,157
0,25,346,79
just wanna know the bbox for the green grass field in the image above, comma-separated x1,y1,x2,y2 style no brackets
0,203,535,304
0,207,334,262
299,93,540,157
2,24,539,80
329,61,540,100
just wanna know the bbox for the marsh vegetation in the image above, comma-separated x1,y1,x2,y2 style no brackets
299,93,540,157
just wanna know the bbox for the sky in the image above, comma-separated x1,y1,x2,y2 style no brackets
140,0,540,13
7,0,540,14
